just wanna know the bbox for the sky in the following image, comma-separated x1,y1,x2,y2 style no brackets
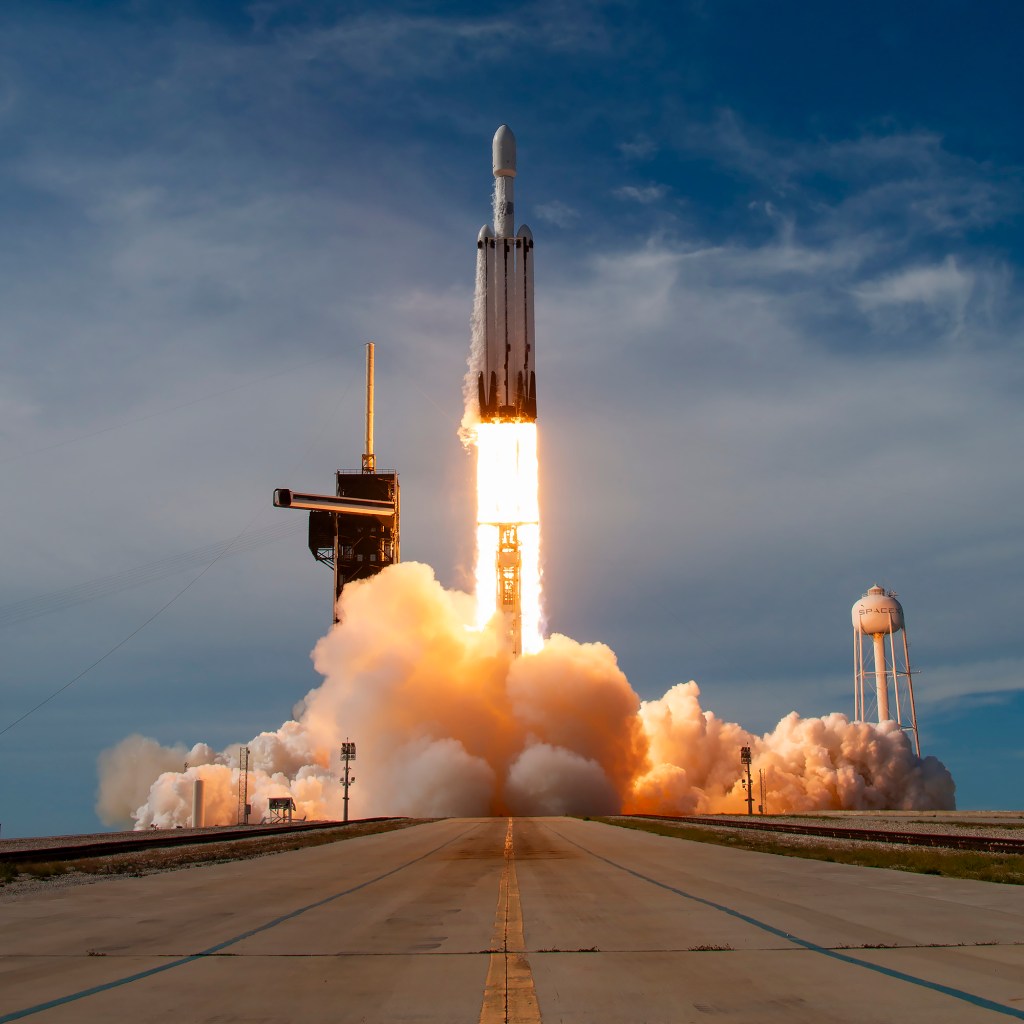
2,0,1023,836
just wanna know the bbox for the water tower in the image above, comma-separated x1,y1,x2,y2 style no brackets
852,585,921,755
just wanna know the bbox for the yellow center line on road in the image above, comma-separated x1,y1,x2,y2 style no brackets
479,819,542,1024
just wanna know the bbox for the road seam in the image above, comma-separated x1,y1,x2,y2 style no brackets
0,823,479,1023
479,819,542,1024
553,824,1024,1021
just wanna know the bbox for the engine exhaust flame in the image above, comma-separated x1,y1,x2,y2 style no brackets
474,421,542,655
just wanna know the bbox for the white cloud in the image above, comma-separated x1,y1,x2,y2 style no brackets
618,135,658,160
854,256,974,310
535,200,580,228
919,659,1024,706
279,4,613,78
678,109,1019,238
284,13,519,76
613,183,668,203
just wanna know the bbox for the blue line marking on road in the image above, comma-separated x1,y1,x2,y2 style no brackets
557,825,1024,1021
1,823,478,1022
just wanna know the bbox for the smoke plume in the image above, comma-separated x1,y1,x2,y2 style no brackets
97,562,955,828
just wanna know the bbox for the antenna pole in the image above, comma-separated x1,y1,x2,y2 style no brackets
362,343,375,473
340,740,356,823
740,746,753,815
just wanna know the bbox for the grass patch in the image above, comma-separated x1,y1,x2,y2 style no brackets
2,819,433,885
594,817,1024,885
17,862,71,880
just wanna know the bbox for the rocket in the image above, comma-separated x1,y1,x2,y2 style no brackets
476,125,537,422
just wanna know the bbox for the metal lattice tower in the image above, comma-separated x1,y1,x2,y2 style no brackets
496,524,522,657
274,343,400,625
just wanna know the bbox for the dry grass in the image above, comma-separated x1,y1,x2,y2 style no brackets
2,819,433,887
595,817,1024,885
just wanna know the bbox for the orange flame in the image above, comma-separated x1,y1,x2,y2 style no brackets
474,421,543,653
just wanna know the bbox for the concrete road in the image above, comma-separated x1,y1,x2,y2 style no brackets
1,817,1023,1023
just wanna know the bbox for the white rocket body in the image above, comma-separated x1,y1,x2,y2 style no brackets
476,125,537,421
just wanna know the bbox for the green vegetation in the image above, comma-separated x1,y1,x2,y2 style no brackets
595,817,1024,886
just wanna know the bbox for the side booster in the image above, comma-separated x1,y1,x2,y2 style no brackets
477,125,537,422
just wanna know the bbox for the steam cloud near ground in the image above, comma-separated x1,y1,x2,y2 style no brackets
97,563,955,828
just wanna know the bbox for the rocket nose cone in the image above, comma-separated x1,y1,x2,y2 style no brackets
493,124,516,177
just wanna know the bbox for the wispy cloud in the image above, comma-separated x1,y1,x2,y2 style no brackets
279,3,615,78
854,256,974,310
618,134,657,160
613,183,668,203
678,109,1020,240
535,200,580,228
283,13,520,76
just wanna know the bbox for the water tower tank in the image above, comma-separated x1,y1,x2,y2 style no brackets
852,584,904,635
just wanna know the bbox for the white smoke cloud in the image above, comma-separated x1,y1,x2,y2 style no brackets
634,682,954,813
97,562,955,828
460,243,487,441
507,743,619,816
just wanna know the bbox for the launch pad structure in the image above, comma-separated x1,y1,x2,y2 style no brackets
274,343,399,622
496,524,523,657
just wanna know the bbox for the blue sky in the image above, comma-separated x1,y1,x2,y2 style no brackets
2,1,1023,835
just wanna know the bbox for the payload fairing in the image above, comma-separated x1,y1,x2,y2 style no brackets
476,125,537,422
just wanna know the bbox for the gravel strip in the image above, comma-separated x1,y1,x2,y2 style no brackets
700,812,1024,843
0,819,429,903
0,822,333,854
616,812,1024,855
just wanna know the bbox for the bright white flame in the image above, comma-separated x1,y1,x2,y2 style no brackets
474,421,543,653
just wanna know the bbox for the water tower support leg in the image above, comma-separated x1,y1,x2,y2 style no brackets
889,624,902,725
873,633,890,721
854,631,862,721
903,631,921,756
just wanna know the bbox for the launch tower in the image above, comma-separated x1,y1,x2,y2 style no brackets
274,344,399,623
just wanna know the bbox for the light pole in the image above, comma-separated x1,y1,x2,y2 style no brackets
740,746,753,816
340,740,356,823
